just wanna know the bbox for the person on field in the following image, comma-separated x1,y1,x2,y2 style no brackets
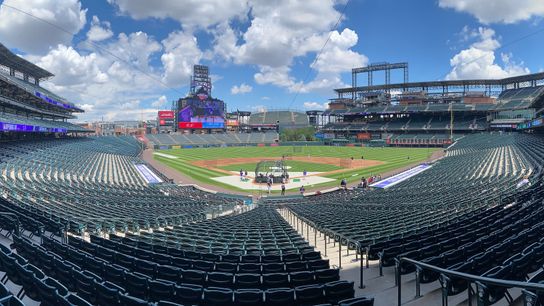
240,169,243,181
267,180,272,194
299,185,305,194
303,170,307,180
340,178,347,190
281,183,286,195
360,176,367,188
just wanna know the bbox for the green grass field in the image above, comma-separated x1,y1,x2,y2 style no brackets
218,160,343,172
154,146,438,192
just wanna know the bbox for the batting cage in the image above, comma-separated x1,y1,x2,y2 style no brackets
254,160,288,183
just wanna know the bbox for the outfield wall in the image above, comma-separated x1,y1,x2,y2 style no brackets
153,141,328,150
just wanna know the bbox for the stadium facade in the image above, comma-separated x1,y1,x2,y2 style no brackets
315,62,544,146
3,48,544,306
0,43,88,139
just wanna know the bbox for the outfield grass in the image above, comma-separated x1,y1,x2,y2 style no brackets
218,160,343,173
154,146,438,191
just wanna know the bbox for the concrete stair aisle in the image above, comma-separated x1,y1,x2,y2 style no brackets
276,208,525,306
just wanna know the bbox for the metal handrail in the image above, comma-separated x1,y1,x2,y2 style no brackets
0,211,20,235
397,257,544,306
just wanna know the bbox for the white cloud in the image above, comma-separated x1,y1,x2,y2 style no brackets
439,0,544,24
312,29,368,74
231,83,253,95
250,105,267,113
0,0,87,55
446,27,530,80
103,108,159,121
161,31,202,87
208,1,366,95
32,29,166,122
303,101,329,110
108,0,249,30
35,45,108,86
79,103,94,112
5,1,368,120
87,15,113,42
151,95,168,108
120,99,140,110
254,66,298,89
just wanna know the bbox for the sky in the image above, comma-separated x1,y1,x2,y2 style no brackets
0,0,542,122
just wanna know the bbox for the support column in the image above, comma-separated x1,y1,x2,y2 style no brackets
324,233,327,257
338,242,342,269
359,246,365,289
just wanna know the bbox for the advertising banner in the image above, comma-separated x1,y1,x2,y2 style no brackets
178,122,203,129
356,132,371,140
158,111,175,119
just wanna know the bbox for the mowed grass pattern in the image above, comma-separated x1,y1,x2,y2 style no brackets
218,160,343,173
154,146,438,191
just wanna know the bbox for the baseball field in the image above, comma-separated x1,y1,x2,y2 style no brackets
153,146,439,192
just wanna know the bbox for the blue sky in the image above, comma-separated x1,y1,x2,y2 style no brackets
0,0,542,122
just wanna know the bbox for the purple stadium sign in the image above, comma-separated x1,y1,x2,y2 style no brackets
371,164,431,189
135,164,163,184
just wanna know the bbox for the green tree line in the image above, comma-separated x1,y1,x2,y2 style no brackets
280,127,316,141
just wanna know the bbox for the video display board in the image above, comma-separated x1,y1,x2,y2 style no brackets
178,95,225,129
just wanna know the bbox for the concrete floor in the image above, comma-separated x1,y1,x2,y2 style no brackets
277,208,525,306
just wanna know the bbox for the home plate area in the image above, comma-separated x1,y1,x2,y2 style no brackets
211,172,335,190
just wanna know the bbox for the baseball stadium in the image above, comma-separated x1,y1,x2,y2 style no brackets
0,1,543,306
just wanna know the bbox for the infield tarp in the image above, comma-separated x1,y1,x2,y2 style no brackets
370,164,431,189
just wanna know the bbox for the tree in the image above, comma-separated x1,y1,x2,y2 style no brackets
280,126,316,141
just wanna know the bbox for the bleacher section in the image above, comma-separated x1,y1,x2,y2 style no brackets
147,132,278,146
0,71,78,112
0,43,86,134
388,134,452,146
276,133,544,305
0,137,237,235
322,86,544,137
323,115,486,133
0,112,87,133
249,111,308,128
495,86,544,110
0,135,373,305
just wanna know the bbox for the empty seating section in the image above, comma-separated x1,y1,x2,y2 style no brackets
388,134,451,146
147,132,278,146
0,70,72,109
248,110,308,127
0,205,365,305
299,134,535,243
0,135,370,305
322,87,544,135
0,112,87,132
0,232,364,306
0,137,237,235
495,86,544,110
121,206,315,257
279,133,544,305
323,115,486,133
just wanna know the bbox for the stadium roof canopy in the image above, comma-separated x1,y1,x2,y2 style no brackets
335,72,544,95
0,43,53,80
